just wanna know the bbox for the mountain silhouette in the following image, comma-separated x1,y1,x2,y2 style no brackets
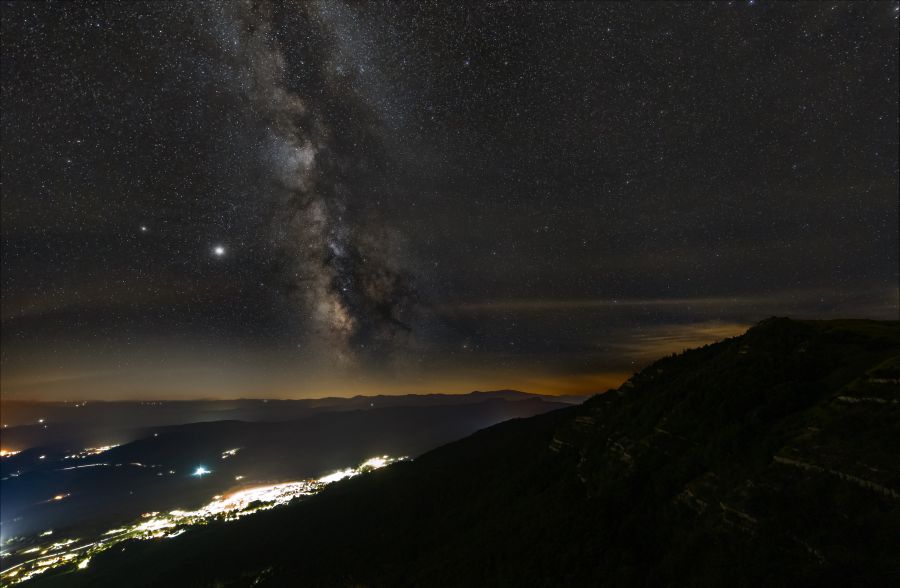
27,318,900,587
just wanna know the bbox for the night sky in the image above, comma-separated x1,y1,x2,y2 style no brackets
2,1,898,400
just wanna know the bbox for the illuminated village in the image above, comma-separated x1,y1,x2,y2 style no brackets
0,455,403,585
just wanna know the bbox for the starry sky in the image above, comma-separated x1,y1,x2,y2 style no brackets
2,1,898,400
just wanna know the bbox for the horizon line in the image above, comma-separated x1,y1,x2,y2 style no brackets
0,389,596,404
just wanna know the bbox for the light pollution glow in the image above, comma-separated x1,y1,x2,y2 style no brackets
0,321,754,400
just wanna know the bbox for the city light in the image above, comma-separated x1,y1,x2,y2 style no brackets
63,445,119,460
317,468,355,484
0,455,406,585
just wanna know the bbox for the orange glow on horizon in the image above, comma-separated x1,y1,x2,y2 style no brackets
0,320,749,401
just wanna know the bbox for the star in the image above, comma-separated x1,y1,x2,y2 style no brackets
212,245,226,257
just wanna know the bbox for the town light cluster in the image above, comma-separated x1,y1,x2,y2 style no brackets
0,455,405,585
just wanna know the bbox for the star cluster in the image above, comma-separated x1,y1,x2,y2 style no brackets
1,1,897,399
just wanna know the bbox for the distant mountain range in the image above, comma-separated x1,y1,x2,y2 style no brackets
25,318,900,587
0,390,588,449
1,394,573,541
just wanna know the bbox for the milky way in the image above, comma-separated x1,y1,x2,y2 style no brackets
203,1,425,363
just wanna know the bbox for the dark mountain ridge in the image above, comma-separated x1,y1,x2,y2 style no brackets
27,318,900,587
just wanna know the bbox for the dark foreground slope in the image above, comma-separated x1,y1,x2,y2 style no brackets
31,319,900,587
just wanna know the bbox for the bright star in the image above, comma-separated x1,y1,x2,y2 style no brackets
212,245,226,257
